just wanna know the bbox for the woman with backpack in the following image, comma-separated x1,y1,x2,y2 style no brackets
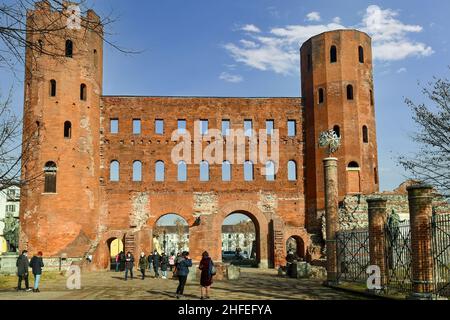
198,251,215,300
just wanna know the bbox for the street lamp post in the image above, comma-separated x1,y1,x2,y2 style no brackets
163,230,167,254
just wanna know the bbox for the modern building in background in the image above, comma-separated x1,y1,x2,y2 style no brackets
0,186,21,253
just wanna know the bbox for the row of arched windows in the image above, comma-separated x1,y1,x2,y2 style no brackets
109,160,298,182
330,45,365,64
50,80,87,100
332,125,369,143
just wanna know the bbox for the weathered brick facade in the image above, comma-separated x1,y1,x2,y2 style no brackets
19,2,379,269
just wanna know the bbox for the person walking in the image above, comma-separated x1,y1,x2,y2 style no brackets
16,250,32,292
160,253,168,279
124,251,135,281
153,250,160,278
169,252,175,271
29,251,44,292
199,251,214,299
115,253,120,272
147,252,154,276
175,251,192,299
138,252,148,280
119,251,126,272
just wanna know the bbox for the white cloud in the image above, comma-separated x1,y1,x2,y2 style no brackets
219,72,243,83
241,24,261,33
224,5,433,75
306,12,321,22
396,67,407,73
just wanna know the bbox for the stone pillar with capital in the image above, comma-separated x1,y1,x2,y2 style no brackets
323,157,339,284
407,184,434,300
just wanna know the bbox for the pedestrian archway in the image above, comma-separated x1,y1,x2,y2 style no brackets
107,237,124,271
286,236,305,260
221,212,258,267
154,214,189,255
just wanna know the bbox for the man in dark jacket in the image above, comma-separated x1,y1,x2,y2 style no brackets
153,250,160,278
147,252,154,275
29,251,44,292
138,252,148,280
16,250,32,291
175,251,192,299
124,251,135,280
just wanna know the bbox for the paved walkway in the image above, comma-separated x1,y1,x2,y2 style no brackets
0,268,368,300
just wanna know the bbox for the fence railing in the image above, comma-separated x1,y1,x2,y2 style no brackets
336,229,370,283
432,214,450,298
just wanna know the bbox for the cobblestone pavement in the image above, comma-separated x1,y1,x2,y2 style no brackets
0,268,368,300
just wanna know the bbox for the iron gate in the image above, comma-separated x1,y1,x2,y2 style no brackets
432,214,450,298
385,220,412,294
336,229,370,283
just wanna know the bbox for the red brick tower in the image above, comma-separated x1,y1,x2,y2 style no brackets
19,1,103,257
301,30,379,234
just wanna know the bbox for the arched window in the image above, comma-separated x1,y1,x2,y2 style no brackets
288,161,297,181
347,85,354,100
200,161,209,181
330,45,337,63
348,161,360,169
362,126,369,143
318,88,324,104
222,161,231,181
50,79,56,97
333,125,341,138
244,161,254,181
133,161,142,182
64,121,72,138
93,49,98,68
178,161,187,182
65,40,73,58
155,161,165,182
80,84,87,101
370,90,374,106
265,161,276,181
44,161,57,193
358,46,364,63
110,161,120,182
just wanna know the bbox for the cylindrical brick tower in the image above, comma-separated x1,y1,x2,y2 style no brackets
19,1,103,258
301,30,379,234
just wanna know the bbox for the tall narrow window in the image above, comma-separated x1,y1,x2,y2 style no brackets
358,46,364,63
178,161,187,181
265,161,276,181
288,120,296,137
288,161,297,181
110,161,120,182
374,167,379,185
44,161,57,193
178,119,186,134
266,120,274,136
110,119,119,134
64,121,72,138
155,161,165,182
65,40,73,58
93,49,98,68
318,88,324,104
222,161,231,181
244,120,253,137
80,83,87,101
244,161,254,181
330,45,337,63
155,119,164,134
333,125,341,138
362,126,369,143
50,79,57,97
133,161,142,182
222,120,230,136
347,85,354,100
200,161,209,181
200,120,208,135
370,90,374,106
133,119,141,135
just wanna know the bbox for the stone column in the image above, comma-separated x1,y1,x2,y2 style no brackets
367,198,388,289
323,157,339,284
407,184,434,300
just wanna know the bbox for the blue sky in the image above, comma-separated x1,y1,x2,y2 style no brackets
1,0,449,192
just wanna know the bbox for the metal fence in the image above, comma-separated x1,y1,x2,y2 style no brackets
336,229,370,283
385,221,412,294
432,214,450,298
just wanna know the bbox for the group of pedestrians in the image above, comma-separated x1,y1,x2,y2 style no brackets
114,249,215,299
16,250,44,293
